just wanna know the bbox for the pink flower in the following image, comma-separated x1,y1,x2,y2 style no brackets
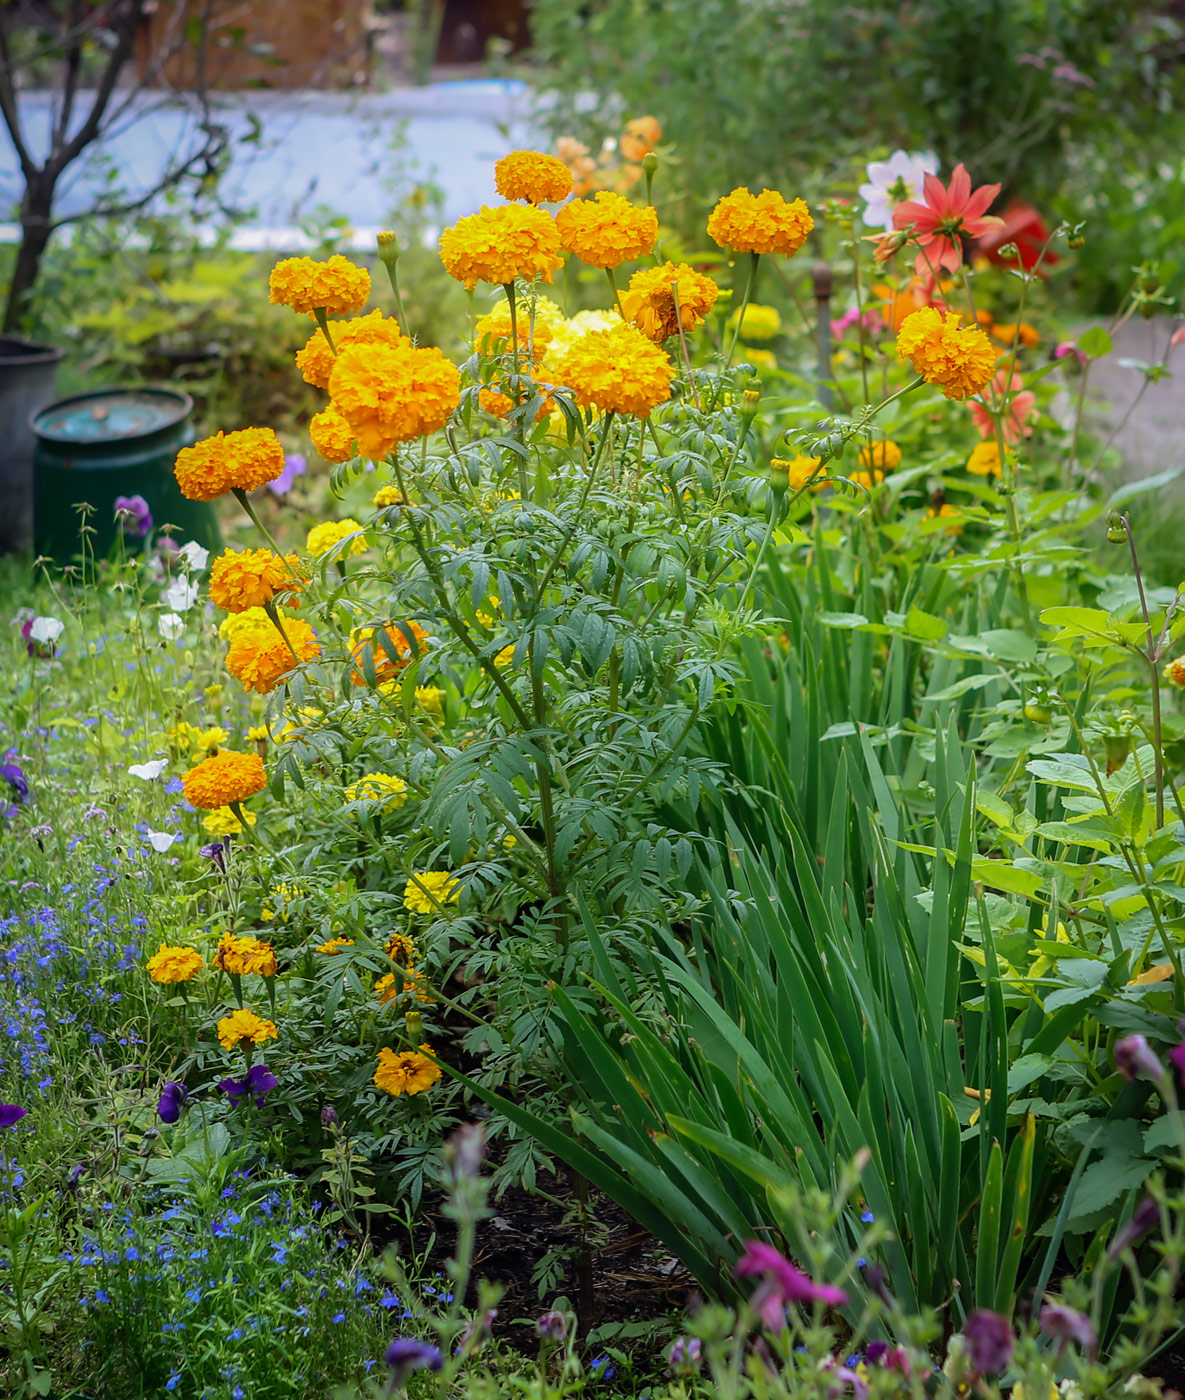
735,1239,847,1328
893,163,1002,276
830,306,885,340
1055,341,1088,366
969,369,1037,444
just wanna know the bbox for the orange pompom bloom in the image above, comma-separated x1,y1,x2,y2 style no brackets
214,933,278,977
554,321,674,417
208,548,304,613
439,204,563,288
268,254,370,316
494,150,574,204
555,191,658,269
350,621,429,686
295,309,404,389
225,617,320,695
478,385,554,422
620,115,662,162
174,427,285,502
707,188,814,257
620,261,719,342
308,404,357,463
182,748,267,810
328,342,460,459
897,307,998,400
217,1007,278,1052
146,943,203,984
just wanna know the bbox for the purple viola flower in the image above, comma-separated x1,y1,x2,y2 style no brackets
199,841,226,870
865,1341,911,1374
157,1082,188,1125
220,1063,277,1109
385,1338,444,1386
1,763,28,803
734,1239,848,1329
267,453,306,497
535,1310,568,1342
962,1309,1013,1374
667,1335,702,1371
0,1104,27,1128
1169,1041,1185,1080
320,1104,340,1130
1109,1195,1160,1258
1038,1301,1097,1358
114,495,153,540
1114,1035,1164,1082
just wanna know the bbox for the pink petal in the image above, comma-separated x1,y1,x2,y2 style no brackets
963,183,1002,221
922,170,949,215
893,199,933,231
946,164,971,210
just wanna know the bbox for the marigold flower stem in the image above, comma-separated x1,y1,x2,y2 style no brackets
312,307,337,355
604,267,624,319
231,490,302,584
262,598,302,664
380,259,410,338
670,280,701,411
725,251,761,369
535,412,615,600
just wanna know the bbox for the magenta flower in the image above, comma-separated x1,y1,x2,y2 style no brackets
1054,341,1088,367
114,494,153,540
1114,1035,1165,1082
735,1239,847,1327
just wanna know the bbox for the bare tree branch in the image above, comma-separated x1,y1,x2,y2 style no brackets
55,0,147,173
0,13,37,182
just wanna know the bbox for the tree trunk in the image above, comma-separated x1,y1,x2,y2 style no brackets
3,181,55,333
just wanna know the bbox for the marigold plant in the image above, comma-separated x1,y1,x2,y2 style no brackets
217,1007,278,1051
620,261,719,343
494,149,574,204
213,934,278,978
268,254,370,317
438,204,563,288
208,548,304,613
181,749,267,810
306,519,367,559
554,321,674,417
225,618,320,695
349,621,429,686
896,306,997,400
174,428,285,502
328,342,461,458
707,187,814,257
146,944,203,984
308,405,357,464
294,308,403,389
373,1046,441,1097
555,190,658,269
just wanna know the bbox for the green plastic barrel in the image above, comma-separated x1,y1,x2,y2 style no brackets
32,387,221,561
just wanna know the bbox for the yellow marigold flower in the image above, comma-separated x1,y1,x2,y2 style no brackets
1164,658,1185,687
247,726,269,743
317,937,355,955
217,1007,278,1052
439,203,563,288
202,806,258,836
494,149,574,204
220,607,291,642
542,307,618,370
345,772,409,811
309,404,357,464
743,347,778,372
404,871,460,914
182,749,266,810
554,321,674,417
493,643,516,669
268,254,370,317
555,191,658,269
226,618,320,695
191,726,229,755
214,933,278,977
620,115,662,162
729,303,782,341
349,621,429,686
386,931,417,964
167,721,201,751
770,455,824,492
857,440,902,472
374,1044,442,1096
373,484,407,509
295,309,403,389
174,427,285,502
209,548,304,614
966,440,1005,477
474,297,564,361
306,518,367,559
415,685,444,716
845,469,884,490
375,968,434,1005
897,307,998,401
329,342,461,459
146,942,203,984
926,503,965,536
707,188,813,257
620,261,719,343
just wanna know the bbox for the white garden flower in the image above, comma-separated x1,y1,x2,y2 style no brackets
29,615,64,644
859,149,939,231
128,759,168,781
178,541,210,571
158,612,185,640
145,829,179,852
163,579,199,612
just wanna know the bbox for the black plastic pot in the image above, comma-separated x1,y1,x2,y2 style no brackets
0,335,63,553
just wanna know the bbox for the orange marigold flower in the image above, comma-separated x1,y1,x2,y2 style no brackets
294,309,404,389
374,1045,441,1097
385,931,417,964
208,548,304,613
473,306,559,363
555,191,658,269
225,618,320,695
896,307,998,401
707,187,814,257
478,384,555,422
1163,658,1185,687
146,943,203,984
620,261,719,342
214,933,278,977
350,621,430,686
309,404,357,464
620,115,662,163
317,937,355,955
375,969,435,1005
495,149,574,204
268,254,370,317
439,204,563,288
217,1007,277,1052
182,749,266,810
857,440,902,472
927,503,965,536
174,427,285,502
328,342,460,459
554,321,674,417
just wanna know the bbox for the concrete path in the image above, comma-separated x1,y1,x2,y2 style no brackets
1075,317,1184,480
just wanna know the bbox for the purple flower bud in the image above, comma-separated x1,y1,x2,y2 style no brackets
735,1239,847,1328
1114,1035,1165,1082
1039,1301,1097,1357
199,841,226,870
667,1335,702,1371
156,1082,188,1125
1109,1195,1161,1258
962,1309,1013,1375
1169,1043,1185,1081
535,1310,568,1342
385,1338,443,1386
0,1104,27,1129
320,1104,340,1130
113,495,153,540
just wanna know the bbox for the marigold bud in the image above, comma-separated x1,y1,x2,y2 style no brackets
641,151,659,176
377,230,400,266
